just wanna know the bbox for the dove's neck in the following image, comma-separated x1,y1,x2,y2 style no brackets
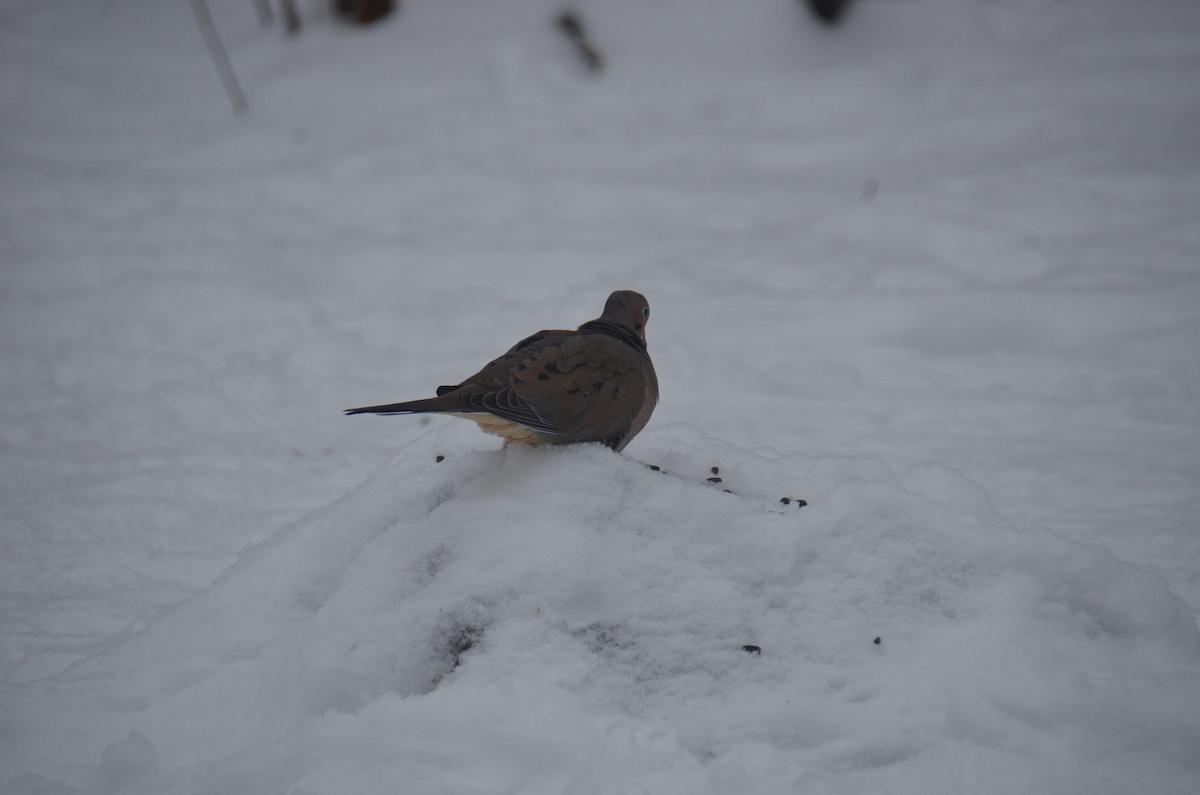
578,319,647,353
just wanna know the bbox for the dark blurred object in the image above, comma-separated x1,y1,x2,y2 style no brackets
191,0,248,113
253,0,298,36
334,0,396,26
806,0,856,26
556,10,604,73
280,0,300,35
253,0,273,26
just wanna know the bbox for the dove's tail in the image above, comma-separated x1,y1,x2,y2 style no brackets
344,397,463,416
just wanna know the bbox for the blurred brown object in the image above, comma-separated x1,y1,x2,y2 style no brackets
335,0,396,26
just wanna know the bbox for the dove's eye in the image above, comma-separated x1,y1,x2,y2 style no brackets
641,307,649,319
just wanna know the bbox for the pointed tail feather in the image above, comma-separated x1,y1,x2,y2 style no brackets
344,396,463,416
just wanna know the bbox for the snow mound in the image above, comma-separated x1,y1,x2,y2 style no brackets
4,425,1199,793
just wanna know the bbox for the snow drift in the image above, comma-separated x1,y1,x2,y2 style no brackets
4,424,1199,794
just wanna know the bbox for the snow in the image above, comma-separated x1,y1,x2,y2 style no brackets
7,428,1200,793
2,0,1199,792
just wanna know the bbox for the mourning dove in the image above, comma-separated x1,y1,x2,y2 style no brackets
345,290,658,452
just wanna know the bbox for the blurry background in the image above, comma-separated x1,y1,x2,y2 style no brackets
2,0,1198,683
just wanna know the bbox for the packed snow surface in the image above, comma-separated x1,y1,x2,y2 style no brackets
2,0,1200,792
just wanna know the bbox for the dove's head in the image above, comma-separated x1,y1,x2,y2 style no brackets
602,290,651,346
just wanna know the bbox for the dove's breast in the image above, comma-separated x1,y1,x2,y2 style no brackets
451,413,555,446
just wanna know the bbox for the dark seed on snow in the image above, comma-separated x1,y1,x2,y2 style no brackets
780,497,790,505
796,499,808,507
707,476,722,483
649,465,661,472
436,455,445,463
742,645,762,655
711,466,720,475
873,637,882,645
